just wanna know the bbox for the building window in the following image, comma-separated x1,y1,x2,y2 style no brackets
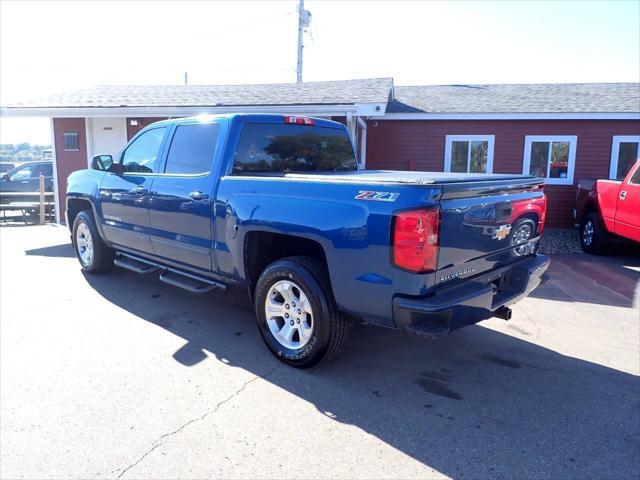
444,135,494,173
610,136,640,180
523,135,577,185
63,132,79,151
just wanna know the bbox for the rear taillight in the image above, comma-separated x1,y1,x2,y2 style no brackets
284,116,315,125
392,209,440,273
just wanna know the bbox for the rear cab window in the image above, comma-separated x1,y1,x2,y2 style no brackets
232,123,357,174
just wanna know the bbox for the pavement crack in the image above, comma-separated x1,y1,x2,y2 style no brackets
115,363,282,479
519,308,541,339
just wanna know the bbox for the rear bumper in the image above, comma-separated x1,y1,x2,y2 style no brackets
393,254,550,333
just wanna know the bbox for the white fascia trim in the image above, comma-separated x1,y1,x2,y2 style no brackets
355,102,387,116
0,104,361,118
49,118,61,224
379,112,640,120
609,135,640,180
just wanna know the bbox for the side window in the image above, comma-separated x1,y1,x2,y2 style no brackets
523,136,577,185
32,164,52,177
63,133,79,151
164,123,219,174
610,136,640,180
8,165,36,181
630,164,640,185
444,135,495,174
120,127,167,173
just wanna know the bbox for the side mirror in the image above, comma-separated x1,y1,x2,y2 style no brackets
1,174,8,181
91,154,113,171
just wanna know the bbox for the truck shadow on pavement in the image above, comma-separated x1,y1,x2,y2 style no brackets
82,266,640,479
25,243,76,258
530,251,639,308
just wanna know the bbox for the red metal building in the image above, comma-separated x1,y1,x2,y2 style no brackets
2,79,639,227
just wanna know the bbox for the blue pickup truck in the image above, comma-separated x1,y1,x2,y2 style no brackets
67,114,549,367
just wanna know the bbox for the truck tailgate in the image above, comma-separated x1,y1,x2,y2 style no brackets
436,178,545,286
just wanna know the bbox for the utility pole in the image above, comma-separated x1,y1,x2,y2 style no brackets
296,0,311,83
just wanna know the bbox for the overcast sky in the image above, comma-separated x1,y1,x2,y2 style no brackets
1,0,639,144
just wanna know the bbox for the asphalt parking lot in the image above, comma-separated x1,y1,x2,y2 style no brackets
1,224,639,479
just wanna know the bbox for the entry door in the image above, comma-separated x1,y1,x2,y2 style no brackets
614,163,640,242
99,126,168,252
148,122,221,271
90,118,128,160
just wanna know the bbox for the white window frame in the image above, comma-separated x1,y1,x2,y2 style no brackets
522,135,577,185
444,135,495,174
609,135,640,180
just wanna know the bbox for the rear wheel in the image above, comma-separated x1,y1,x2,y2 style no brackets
580,212,608,254
72,210,114,273
254,256,350,368
509,217,536,256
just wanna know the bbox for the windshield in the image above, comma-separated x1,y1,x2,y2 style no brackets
233,123,357,174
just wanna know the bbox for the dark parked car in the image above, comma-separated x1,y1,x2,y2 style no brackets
66,114,549,367
0,161,54,202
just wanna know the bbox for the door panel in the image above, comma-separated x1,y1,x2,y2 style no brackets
148,178,214,270
98,126,168,252
99,174,155,251
148,122,220,271
614,162,640,242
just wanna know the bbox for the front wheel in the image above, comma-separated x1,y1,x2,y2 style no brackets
254,256,350,368
72,211,114,273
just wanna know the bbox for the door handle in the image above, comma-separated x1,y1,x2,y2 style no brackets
133,186,147,195
189,190,209,200
620,190,627,200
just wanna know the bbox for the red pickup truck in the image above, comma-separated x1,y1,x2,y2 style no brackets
575,160,640,253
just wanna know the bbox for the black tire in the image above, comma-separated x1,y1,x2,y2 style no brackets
72,210,114,273
254,256,350,368
509,217,537,257
580,212,608,254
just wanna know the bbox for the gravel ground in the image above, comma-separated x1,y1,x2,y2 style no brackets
538,228,583,255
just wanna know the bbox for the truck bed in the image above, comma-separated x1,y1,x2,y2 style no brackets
239,169,537,186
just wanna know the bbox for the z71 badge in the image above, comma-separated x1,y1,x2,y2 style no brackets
355,191,399,202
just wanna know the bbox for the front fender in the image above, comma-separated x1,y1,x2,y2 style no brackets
66,170,107,239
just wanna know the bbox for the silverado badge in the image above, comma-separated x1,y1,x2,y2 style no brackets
492,224,512,241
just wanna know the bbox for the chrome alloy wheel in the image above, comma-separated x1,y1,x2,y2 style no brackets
265,280,314,349
76,223,94,266
582,220,594,247
511,223,533,256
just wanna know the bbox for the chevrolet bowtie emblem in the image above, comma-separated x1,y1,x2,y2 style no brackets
493,224,512,241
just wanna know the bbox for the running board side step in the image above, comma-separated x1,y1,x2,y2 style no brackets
114,252,226,294
114,255,159,274
158,269,223,294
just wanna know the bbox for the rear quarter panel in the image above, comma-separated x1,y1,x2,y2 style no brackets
214,176,442,326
